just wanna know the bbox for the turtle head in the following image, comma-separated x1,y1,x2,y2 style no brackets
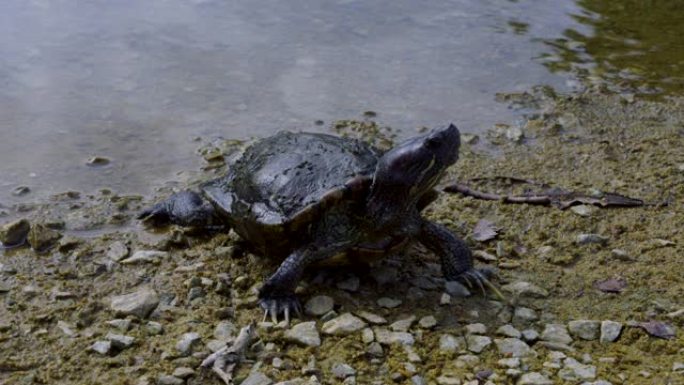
367,124,461,224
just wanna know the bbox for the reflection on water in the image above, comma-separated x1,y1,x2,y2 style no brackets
540,0,684,96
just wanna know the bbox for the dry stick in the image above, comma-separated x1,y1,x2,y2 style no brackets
201,322,256,385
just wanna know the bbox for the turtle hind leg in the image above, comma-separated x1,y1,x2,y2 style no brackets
138,191,220,227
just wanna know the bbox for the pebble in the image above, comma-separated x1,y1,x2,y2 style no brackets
146,321,164,335
332,363,356,379
411,375,426,385
473,250,497,262
374,327,415,345
377,297,402,308
176,332,201,356
599,321,622,343
214,321,236,341
521,329,539,342
673,362,684,372
90,340,112,355
436,376,461,385
107,241,129,262
322,313,367,335
465,323,487,335
121,250,168,264
87,156,111,166
494,338,534,357
367,342,384,357
418,315,437,329
12,186,30,196
337,276,360,292
466,335,492,353
106,333,135,349
610,249,632,261
570,205,596,217
172,367,195,379
27,223,62,251
541,324,573,344
558,357,596,381
304,295,334,316
568,320,600,340
496,324,522,338
355,311,387,325
0,219,30,246
455,354,480,368
110,287,160,319
390,316,416,332
440,293,452,305
284,321,321,347
445,281,471,297
439,334,465,353
404,345,422,362
157,376,183,385
498,357,521,368
517,372,553,385
576,234,609,245
56,320,77,337
502,282,548,298
361,328,374,343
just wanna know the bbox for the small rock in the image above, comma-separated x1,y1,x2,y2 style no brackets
121,250,168,264
107,241,129,262
440,293,452,305
105,319,131,332
541,324,573,345
213,321,236,341
418,315,438,329
146,321,164,335
570,205,596,217
361,328,374,343
496,324,522,338
558,357,596,381
304,295,334,316
337,276,360,292
568,320,600,340
436,376,462,385
576,234,609,246
411,375,426,385
322,313,367,335
473,250,497,262
90,340,112,355
445,281,471,297
404,345,422,362
390,316,416,332
374,328,415,345
465,323,487,335
172,367,195,379
521,329,539,342
599,321,622,343
110,287,160,319
27,223,62,251
12,186,31,196
673,362,684,372
610,249,632,261
0,219,30,246
157,375,184,385
285,321,321,347
455,354,480,368
106,333,135,349
438,334,463,353
502,282,548,298
56,320,77,337
332,363,356,379
87,156,111,166
355,311,387,325
494,338,534,357
466,335,492,353
517,372,553,385
498,357,521,368
377,297,402,308
176,332,201,356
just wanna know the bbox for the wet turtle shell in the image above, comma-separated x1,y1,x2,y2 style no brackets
202,131,382,255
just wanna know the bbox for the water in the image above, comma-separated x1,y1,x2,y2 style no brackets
1,0,681,207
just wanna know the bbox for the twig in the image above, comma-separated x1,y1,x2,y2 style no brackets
201,322,256,385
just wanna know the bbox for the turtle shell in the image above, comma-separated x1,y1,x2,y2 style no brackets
202,131,381,254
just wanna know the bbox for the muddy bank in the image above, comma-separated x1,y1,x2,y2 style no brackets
1,88,683,385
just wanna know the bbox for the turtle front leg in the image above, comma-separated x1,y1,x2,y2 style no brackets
138,191,220,227
259,244,342,324
417,220,499,297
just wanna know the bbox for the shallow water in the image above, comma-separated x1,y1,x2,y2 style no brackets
0,0,680,206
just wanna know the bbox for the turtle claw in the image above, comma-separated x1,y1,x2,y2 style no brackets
456,268,505,301
258,295,302,325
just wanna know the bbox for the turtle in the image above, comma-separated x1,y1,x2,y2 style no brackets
139,124,497,322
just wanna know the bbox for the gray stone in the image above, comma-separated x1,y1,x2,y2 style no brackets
355,311,387,325
439,334,465,353
521,329,539,342
600,321,622,343
576,234,609,245
214,321,237,341
121,250,168,264
496,324,522,338
568,320,600,340
403,345,421,362
0,219,30,246
541,324,573,344
322,313,366,335
176,332,201,356
558,357,596,381
106,319,131,332
332,363,356,379
436,376,461,385
517,372,553,385
390,316,416,332
502,282,548,298
147,321,164,335
466,335,492,353
337,276,360,292
304,295,334,316
440,293,452,305
445,281,471,297
172,367,194,379
367,342,384,357
494,338,534,357
377,297,402,308
361,328,374,343
157,375,184,385
27,223,62,251
110,287,159,319
418,315,438,329
56,321,77,337
570,205,596,217
498,357,521,368
285,321,321,347
610,249,632,261
90,340,112,355
411,375,426,385
106,333,135,349
465,323,487,335
241,371,273,385
673,362,684,372
107,241,129,262
374,328,415,345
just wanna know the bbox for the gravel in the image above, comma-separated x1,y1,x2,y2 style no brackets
284,321,321,347
110,287,160,319
322,313,367,335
